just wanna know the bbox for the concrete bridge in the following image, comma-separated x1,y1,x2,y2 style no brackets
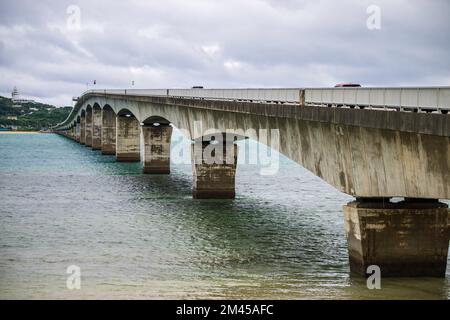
54,87,450,278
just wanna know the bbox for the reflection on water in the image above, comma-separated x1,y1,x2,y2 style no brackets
0,133,449,299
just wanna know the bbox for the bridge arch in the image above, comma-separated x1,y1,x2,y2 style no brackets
142,115,171,126
103,104,114,112
117,108,137,117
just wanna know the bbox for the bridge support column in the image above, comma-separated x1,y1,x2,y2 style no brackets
116,114,140,162
92,107,102,150
85,108,93,147
75,123,80,142
101,107,116,155
80,116,86,144
343,198,449,277
142,124,172,174
191,140,238,199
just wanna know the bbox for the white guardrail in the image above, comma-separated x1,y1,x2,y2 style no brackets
305,87,450,112
81,87,450,112
82,88,301,103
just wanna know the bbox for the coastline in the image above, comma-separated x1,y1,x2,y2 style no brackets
0,131,42,134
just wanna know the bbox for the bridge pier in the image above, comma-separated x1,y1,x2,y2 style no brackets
343,198,449,277
191,140,238,199
101,106,116,155
92,106,102,150
116,113,140,162
80,115,86,145
142,124,172,174
75,122,80,142
85,107,93,147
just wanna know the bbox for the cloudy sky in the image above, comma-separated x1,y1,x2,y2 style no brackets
0,0,449,106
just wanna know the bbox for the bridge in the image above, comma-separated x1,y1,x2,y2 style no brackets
54,87,450,278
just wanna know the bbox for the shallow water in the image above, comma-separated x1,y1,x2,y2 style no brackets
0,132,449,299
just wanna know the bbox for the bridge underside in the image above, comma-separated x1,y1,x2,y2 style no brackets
56,94,450,278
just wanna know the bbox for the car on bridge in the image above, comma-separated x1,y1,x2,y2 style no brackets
334,83,361,88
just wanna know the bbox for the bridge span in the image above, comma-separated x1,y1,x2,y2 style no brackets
54,87,450,278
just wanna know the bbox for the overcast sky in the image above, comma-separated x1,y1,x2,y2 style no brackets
0,0,449,106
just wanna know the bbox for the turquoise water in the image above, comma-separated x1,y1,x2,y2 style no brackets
0,132,449,299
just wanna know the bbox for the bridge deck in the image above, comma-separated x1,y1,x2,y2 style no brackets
57,87,450,130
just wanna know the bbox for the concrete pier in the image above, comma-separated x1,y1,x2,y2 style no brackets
142,124,172,174
116,112,140,162
101,106,116,155
85,106,93,147
343,198,449,277
92,105,102,150
75,123,80,142
191,140,238,199
80,114,86,145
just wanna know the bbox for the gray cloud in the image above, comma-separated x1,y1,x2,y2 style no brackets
0,0,449,105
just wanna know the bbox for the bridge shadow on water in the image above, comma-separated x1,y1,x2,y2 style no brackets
117,165,450,299
2,134,448,299
120,166,347,266
51,136,450,299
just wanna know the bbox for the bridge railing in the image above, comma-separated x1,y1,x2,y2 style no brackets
304,87,450,112
82,88,301,103
168,88,301,103
82,87,450,111
84,89,169,96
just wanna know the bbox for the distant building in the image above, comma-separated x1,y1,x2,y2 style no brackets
11,86,19,100
11,86,36,107
6,115,17,120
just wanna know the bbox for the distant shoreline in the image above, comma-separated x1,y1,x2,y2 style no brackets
0,131,42,134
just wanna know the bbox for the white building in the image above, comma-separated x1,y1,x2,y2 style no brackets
11,86,35,106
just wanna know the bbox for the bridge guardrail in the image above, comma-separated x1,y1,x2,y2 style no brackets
304,87,450,112
167,88,301,103
81,88,300,103
83,87,450,111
